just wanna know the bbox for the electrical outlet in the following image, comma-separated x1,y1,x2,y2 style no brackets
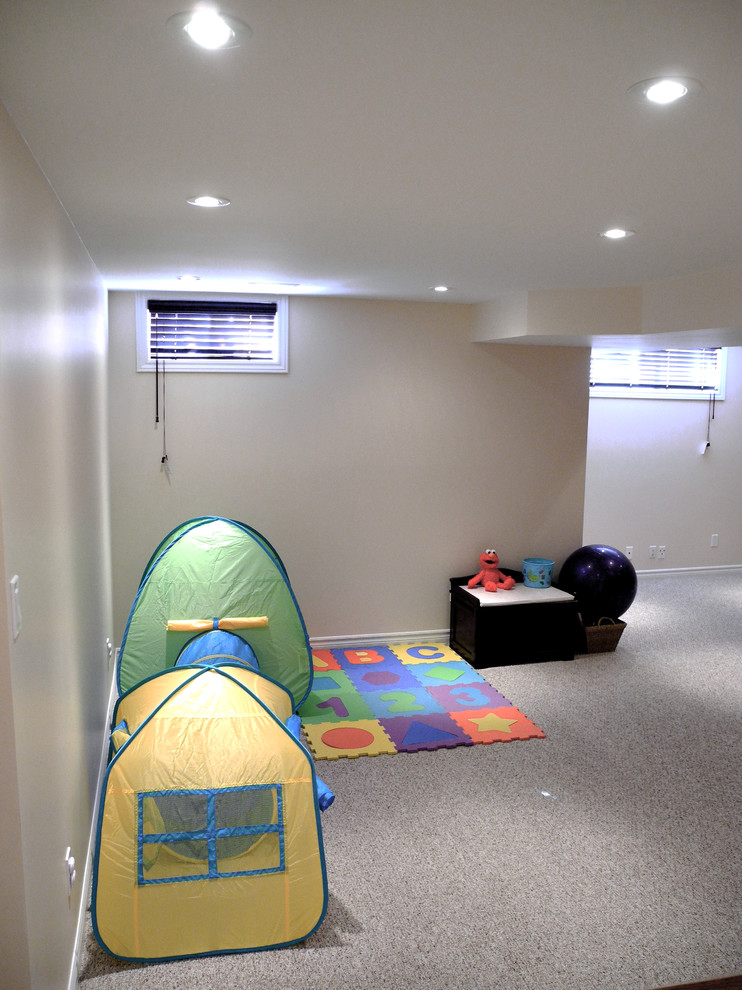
658,545,666,559
625,546,633,559
649,545,657,559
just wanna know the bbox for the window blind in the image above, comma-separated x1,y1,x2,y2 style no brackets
147,299,279,363
590,347,724,397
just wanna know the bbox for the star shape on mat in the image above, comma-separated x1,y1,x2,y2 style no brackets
470,712,518,733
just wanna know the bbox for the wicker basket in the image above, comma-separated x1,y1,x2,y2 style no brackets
582,617,627,654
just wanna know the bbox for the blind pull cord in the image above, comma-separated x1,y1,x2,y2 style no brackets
702,391,715,454
706,392,713,445
161,359,168,465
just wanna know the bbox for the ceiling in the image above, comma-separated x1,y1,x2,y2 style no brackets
0,0,741,306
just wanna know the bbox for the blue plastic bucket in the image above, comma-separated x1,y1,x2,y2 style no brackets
523,558,554,588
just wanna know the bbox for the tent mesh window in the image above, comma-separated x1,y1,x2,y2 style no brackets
138,785,284,884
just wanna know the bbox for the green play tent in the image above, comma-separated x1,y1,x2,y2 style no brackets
116,517,313,705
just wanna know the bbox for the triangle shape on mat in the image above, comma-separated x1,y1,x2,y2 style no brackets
402,720,459,746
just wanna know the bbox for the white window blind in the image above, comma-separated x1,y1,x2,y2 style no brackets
590,347,725,399
136,294,288,373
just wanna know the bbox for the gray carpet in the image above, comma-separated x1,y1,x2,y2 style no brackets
78,570,742,990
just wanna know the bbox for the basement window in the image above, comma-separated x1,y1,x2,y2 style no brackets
589,347,726,399
136,292,288,373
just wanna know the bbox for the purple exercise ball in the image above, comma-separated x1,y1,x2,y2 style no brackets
557,544,637,622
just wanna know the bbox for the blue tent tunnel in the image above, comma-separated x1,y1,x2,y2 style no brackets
173,627,335,812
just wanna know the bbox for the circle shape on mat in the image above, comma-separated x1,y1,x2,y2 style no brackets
320,726,376,750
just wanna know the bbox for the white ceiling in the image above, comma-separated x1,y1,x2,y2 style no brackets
0,0,740,305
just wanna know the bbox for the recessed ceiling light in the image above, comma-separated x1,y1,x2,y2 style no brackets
177,274,201,284
646,79,687,104
168,7,251,51
432,285,450,292
600,228,635,240
187,195,231,208
628,76,699,105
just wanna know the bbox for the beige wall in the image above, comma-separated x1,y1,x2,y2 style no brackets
473,273,742,348
108,292,590,642
584,346,742,570
0,103,112,988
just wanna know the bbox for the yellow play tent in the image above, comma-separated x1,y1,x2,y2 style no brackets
92,661,328,961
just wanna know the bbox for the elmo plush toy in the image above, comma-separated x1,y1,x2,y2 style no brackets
467,549,516,593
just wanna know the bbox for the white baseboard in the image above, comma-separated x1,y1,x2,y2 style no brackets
636,564,742,576
314,567,742,647
310,628,449,650
68,660,119,990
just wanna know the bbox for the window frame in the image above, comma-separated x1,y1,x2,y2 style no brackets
589,346,726,400
135,291,288,373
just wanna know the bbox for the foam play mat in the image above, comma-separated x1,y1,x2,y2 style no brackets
299,643,545,759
